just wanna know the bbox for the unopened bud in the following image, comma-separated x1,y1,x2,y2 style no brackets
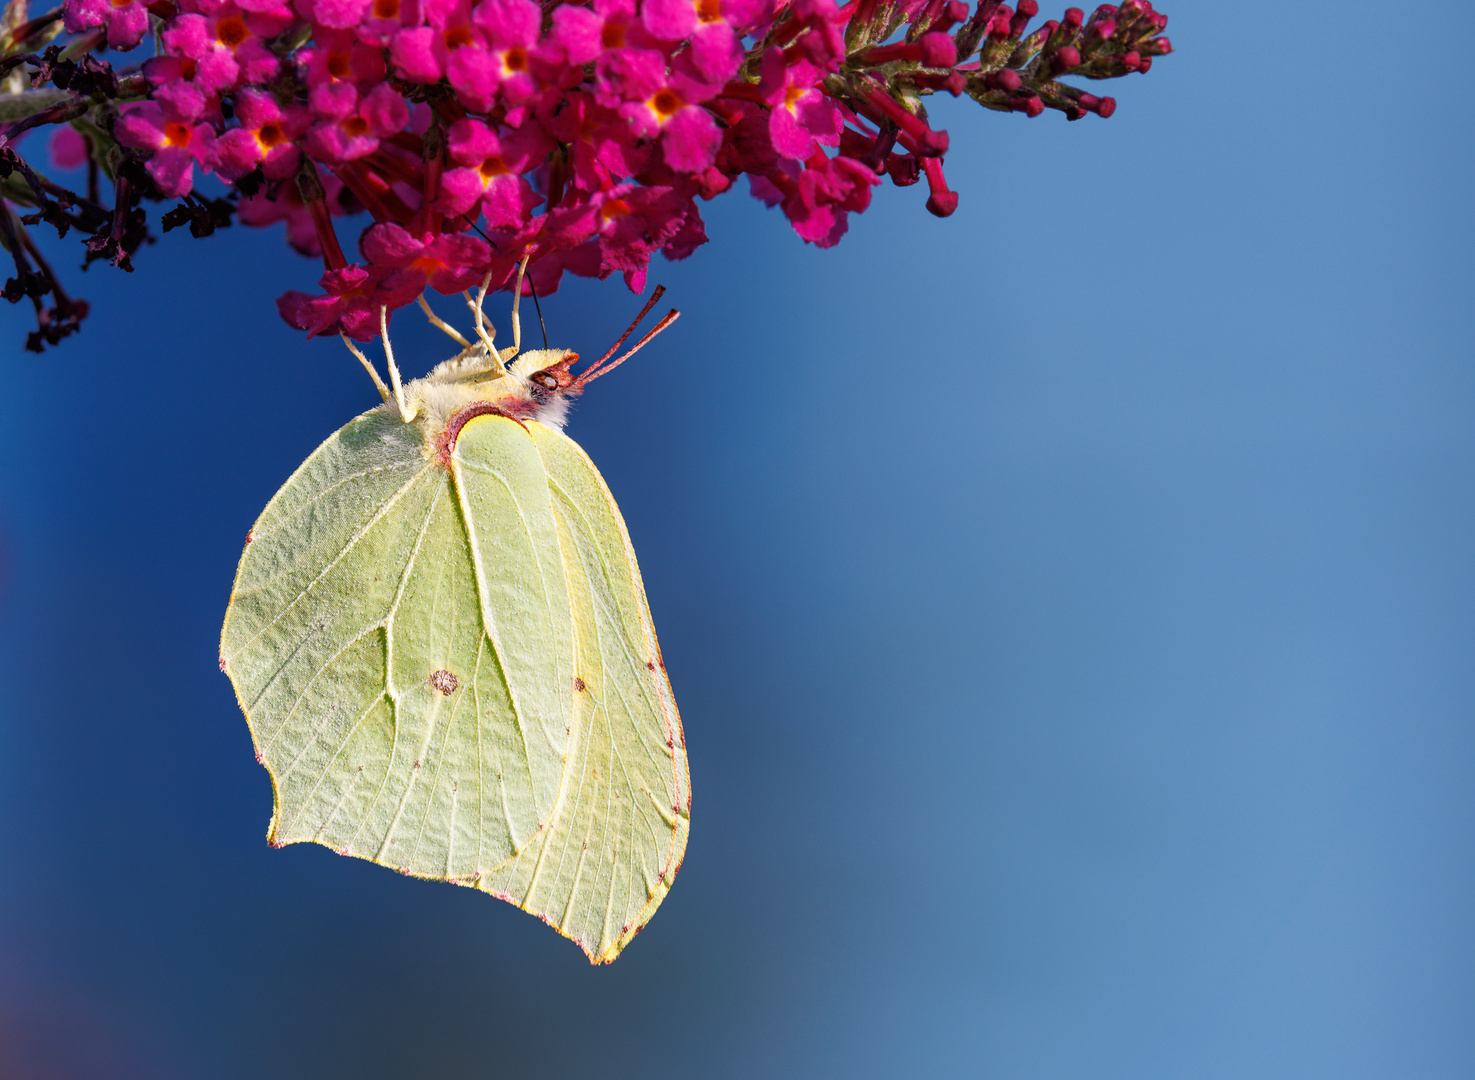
919,31,957,67
887,153,920,186
983,67,1021,91
926,190,959,216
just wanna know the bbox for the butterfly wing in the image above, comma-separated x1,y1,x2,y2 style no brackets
222,408,686,962
468,419,691,964
221,408,569,883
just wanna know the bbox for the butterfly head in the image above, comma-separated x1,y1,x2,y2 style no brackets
506,348,581,429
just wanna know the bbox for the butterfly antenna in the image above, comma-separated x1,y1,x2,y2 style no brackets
573,295,679,390
571,286,665,388
340,333,391,402
529,273,548,349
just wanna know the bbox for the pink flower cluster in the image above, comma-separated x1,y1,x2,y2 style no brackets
54,0,1171,339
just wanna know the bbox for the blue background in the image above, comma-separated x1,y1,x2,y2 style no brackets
2,2,1472,1076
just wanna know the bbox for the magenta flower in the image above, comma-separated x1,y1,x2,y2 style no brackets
278,264,422,340
542,91,650,195
781,0,848,69
352,0,425,43
437,118,548,227
542,182,695,290
641,0,770,84
751,152,877,247
145,1,290,97
359,222,493,295
389,0,507,111
603,54,723,173
7,0,1175,353
759,49,841,160
469,0,543,103
300,28,389,90
304,81,409,163
294,0,371,29
214,90,310,181
115,101,218,198
61,0,150,49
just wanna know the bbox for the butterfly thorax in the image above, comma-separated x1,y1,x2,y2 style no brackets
395,346,580,465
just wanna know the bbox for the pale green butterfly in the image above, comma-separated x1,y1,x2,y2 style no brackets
219,266,689,964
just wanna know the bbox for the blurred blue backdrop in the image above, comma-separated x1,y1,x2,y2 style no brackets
2,2,1472,1077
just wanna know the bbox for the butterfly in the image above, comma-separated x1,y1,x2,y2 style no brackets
220,268,689,963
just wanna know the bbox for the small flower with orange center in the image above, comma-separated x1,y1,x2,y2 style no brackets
213,89,309,181
470,0,544,104
438,118,550,229
305,82,409,164
114,100,218,198
640,0,769,83
605,53,724,173
758,49,842,160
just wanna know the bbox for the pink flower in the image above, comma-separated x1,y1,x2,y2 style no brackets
542,91,650,194
61,0,149,49
437,118,549,228
360,222,493,294
469,0,542,103
278,264,422,340
759,48,840,160
305,81,409,163
389,0,505,110
300,27,389,90
641,0,770,83
296,0,371,29
543,182,695,289
750,151,876,246
213,90,309,180
114,101,218,198
352,0,425,43
606,57,723,173
780,0,847,70
144,2,289,98
48,127,89,171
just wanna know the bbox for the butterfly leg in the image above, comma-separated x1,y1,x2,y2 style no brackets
503,252,531,364
338,333,391,403
379,305,414,422
418,294,471,348
463,269,506,371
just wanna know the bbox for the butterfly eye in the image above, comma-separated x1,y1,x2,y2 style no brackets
532,372,559,391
